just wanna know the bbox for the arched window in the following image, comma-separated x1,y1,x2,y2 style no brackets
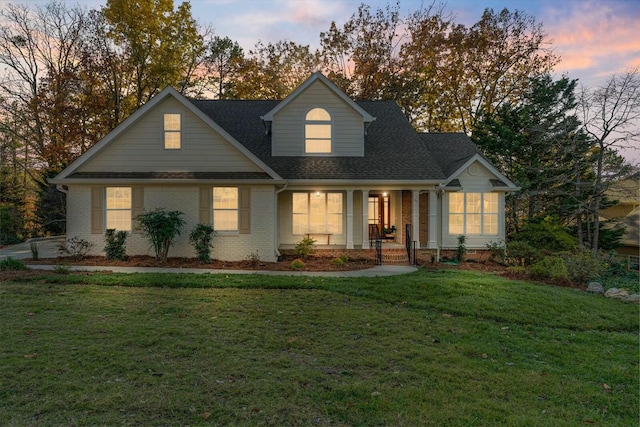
305,108,331,153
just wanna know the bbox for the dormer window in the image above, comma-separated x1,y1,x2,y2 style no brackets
305,108,331,153
164,113,181,149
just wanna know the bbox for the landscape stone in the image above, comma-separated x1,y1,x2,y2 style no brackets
586,281,604,294
604,288,630,300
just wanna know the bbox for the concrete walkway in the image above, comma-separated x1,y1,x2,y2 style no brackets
2,238,418,277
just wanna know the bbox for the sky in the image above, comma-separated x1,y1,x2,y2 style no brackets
5,0,640,162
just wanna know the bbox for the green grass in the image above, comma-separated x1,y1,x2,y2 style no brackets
1,268,637,426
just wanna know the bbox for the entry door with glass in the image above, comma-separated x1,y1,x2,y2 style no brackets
368,194,390,238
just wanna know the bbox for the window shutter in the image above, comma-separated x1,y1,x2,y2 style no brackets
91,187,103,234
131,187,144,234
199,187,211,225
239,187,251,234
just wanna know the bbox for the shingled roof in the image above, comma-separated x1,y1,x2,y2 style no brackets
190,98,456,181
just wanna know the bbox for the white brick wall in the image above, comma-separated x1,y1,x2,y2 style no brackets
65,184,277,262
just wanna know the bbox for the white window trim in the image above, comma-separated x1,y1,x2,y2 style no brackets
105,187,132,232
292,192,343,235
305,108,332,154
164,113,181,150
213,187,239,234
448,192,499,236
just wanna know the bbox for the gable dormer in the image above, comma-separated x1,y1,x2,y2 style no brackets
262,72,375,157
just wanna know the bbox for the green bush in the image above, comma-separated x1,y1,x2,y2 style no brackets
189,224,216,264
136,208,186,262
58,236,93,261
485,240,506,264
528,256,569,281
29,242,39,261
290,258,305,270
506,241,538,266
563,251,604,284
509,220,577,265
104,229,128,261
294,236,316,259
330,256,348,266
455,235,467,262
0,257,27,271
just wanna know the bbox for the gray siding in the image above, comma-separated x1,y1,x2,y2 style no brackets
272,80,365,157
78,97,263,173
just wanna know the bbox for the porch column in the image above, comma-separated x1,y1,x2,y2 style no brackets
412,190,420,247
361,189,369,249
346,189,354,249
428,190,438,248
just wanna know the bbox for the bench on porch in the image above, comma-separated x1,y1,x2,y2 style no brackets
305,233,332,245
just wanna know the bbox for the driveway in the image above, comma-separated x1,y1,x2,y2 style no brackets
0,236,65,260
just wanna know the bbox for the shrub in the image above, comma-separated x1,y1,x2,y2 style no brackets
0,257,27,271
563,251,604,284
455,235,466,262
189,224,215,264
58,236,93,261
509,219,577,263
528,256,569,281
53,264,71,275
246,250,260,267
330,255,349,267
506,241,538,266
485,240,506,264
104,229,128,261
290,258,305,270
295,236,316,259
136,208,186,262
29,242,39,261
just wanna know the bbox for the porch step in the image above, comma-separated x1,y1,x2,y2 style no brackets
381,251,409,264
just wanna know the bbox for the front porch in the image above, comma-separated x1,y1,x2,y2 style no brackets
277,187,440,252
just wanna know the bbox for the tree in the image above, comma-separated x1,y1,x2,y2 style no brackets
442,8,558,133
234,40,321,99
320,2,403,99
103,0,204,107
203,36,244,99
578,69,640,252
473,75,587,233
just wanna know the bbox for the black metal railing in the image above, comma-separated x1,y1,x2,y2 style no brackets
405,224,417,266
375,238,382,265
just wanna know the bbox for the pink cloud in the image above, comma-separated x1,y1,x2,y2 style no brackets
544,0,640,78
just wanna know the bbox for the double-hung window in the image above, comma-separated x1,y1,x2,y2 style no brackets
292,192,343,235
106,187,132,231
213,187,238,231
164,113,181,149
449,192,498,235
305,108,331,153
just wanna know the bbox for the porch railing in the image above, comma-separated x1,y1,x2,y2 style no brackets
405,223,417,266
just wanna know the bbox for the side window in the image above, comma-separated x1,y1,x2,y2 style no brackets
448,192,498,236
105,187,132,231
305,108,331,153
164,113,181,149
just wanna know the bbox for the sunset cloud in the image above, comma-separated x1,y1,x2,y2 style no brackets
542,0,640,83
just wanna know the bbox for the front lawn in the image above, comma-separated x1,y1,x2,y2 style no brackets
1,269,637,425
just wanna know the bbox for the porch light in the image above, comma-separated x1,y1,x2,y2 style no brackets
383,192,387,197
315,191,321,197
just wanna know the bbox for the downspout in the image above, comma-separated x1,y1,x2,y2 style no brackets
274,183,289,260
436,184,446,262
56,184,68,194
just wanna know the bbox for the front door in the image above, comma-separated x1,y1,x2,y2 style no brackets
368,194,390,236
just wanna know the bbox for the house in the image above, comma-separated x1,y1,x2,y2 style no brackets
50,72,518,263
601,172,639,269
